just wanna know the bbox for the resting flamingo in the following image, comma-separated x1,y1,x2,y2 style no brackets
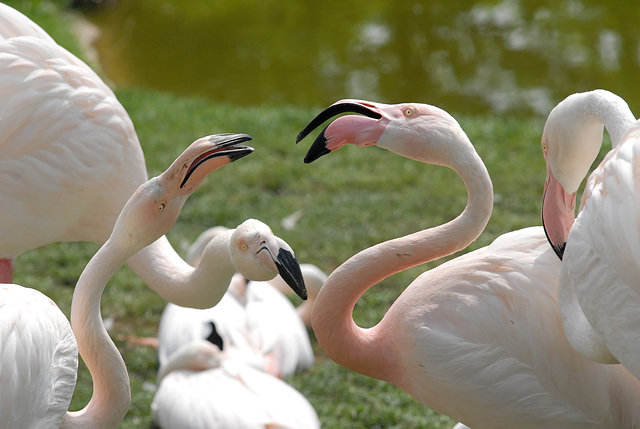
151,340,321,429
296,99,640,428
158,226,317,377
541,89,640,374
0,134,254,427
0,5,309,307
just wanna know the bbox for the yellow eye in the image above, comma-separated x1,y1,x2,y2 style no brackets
157,203,166,212
541,144,548,152
404,107,414,117
241,243,248,251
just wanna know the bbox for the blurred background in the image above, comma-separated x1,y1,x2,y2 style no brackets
72,0,640,117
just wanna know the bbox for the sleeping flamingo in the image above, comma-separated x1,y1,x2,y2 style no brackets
0,133,253,428
158,226,316,377
0,5,310,307
541,89,640,375
297,99,640,428
151,340,320,429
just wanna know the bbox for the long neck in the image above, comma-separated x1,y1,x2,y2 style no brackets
125,233,237,309
311,146,493,383
64,241,132,428
588,90,635,147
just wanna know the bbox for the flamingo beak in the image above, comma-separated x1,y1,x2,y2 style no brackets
174,133,254,193
296,100,384,163
257,235,307,300
542,163,576,260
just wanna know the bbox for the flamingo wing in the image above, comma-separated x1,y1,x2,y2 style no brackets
390,228,637,428
0,34,146,258
563,125,640,376
151,360,319,429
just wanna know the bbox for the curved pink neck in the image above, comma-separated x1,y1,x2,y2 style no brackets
64,242,131,428
311,147,493,383
125,234,236,309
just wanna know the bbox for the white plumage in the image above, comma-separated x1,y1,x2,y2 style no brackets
541,90,640,375
0,284,77,428
151,340,320,429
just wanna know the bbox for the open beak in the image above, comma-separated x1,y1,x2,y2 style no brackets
257,235,307,300
542,163,576,260
174,133,254,193
296,100,384,163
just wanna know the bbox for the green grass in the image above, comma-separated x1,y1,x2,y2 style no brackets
4,1,608,428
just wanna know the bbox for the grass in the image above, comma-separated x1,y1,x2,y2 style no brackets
5,1,608,428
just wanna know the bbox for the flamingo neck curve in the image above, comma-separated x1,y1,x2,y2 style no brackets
125,232,237,309
311,137,493,383
64,241,132,428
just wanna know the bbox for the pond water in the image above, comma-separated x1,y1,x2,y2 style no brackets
79,0,640,116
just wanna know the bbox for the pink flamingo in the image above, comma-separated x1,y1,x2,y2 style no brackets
297,99,640,428
541,89,640,375
0,134,253,427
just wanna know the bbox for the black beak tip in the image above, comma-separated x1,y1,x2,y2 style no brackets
542,214,565,261
551,242,565,261
275,249,308,300
303,128,331,164
228,145,254,162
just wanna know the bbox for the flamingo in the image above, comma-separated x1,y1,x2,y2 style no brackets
187,226,327,327
296,99,640,428
150,340,321,429
0,5,309,308
0,133,254,428
541,89,640,373
158,226,319,377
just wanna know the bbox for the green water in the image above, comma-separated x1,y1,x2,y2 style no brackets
81,0,640,116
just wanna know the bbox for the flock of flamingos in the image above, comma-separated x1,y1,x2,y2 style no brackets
0,2,639,428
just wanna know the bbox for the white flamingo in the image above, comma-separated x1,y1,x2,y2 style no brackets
151,340,320,429
296,99,640,428
541,89,640,374
0,134,253,428
0,4,312,307
187,228,327,327
158,227,321,377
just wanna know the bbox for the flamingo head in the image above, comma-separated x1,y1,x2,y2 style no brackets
540,93,609,260
110,133,253,255
297,99,470,167
230,219,307,300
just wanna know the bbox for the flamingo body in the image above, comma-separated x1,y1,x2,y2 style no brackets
0,25,146,260
0,284,77,428
151,341,320,429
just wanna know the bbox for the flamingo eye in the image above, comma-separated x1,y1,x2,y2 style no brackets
404,107,414,117
542,143,548,153
241,243,248,251
157,203,166,212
